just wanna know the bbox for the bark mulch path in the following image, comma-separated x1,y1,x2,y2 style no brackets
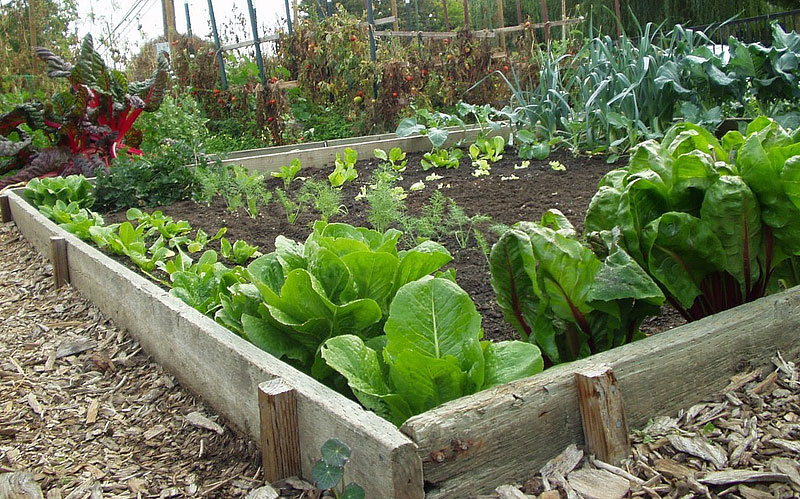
0,223,262,498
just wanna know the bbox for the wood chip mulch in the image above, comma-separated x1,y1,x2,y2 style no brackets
490,355,800,499
0,223,262,498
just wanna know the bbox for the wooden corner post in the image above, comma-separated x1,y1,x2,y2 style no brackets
50,236,69,288
575,364,630,465
259,379,301,483
0,194,11,223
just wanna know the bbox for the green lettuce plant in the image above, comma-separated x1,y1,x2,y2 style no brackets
584,118,800,322
235,221,454,383
271,158,302,189
373,147,407,172
321,276,543,426
420,147,463,170
329,148,358,187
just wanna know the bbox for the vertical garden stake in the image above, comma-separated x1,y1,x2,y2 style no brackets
614,0,622,39
575,364,630,465
365,0,378,98
50,236,69,288
206,0,228,90
0,195,11,223
442,0,450,31
259,379,301,482
540,0,549,43
245,0,268,85
463,0,469,29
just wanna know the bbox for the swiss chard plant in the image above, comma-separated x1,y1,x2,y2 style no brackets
584,118,800,322
395,108,465,150
321,276,543,426
490,210,665,366
0,35,169,189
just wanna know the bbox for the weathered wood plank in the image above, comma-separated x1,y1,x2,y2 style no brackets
575,364,630,465
8,190,424,499
0,194,11,223
49,236,69,288
259,379,301,482
221,125,510,174
402,286,800,497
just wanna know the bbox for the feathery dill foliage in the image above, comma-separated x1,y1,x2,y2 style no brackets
298,179,347,222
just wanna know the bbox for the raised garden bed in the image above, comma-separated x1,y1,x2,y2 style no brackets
4,132,800,497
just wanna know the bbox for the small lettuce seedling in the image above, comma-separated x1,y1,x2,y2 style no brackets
271,158,302,189
312,439,364,499
469,135,505,164
421,147,463,170
374,147,407,172
329,148,358,187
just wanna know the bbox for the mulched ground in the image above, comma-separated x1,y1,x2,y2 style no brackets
107,148,684,341
0,223,262,498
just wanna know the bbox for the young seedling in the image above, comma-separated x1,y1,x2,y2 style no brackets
312,439,365,499
271,158,302,189
329,148,358,187
373,147,407,172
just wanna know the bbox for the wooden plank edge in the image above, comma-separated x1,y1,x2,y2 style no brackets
222,125,510,173
6,190,424,499
403,286,800,497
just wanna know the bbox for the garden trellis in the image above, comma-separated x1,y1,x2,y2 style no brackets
201,0,583,88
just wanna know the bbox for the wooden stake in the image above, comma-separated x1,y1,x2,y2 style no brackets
540,0,549,44
391,0,399,29
515,0,521,25
463,0,469,29
293,0,299,31
259,379,301,482
614,0,622,38
50,236,69,288
496,0,505,51
0,194,11,223
561,0,567,40
575,364,630,465
442,0,450,32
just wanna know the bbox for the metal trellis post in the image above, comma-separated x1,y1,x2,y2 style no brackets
245,0,268,85
207,0,228,89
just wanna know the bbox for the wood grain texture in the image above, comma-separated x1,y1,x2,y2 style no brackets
0,194,11,223
49,236,69,288
221,126,510,174
575,364,630,465
8,190,424,499
259,380,301,482
402,287,800,497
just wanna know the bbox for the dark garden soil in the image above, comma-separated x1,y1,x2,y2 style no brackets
106,147,686,341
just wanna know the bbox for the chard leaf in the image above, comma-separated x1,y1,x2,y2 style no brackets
489,229,537,340
589,247,664,305
642,213,726,309
700,176,762,293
